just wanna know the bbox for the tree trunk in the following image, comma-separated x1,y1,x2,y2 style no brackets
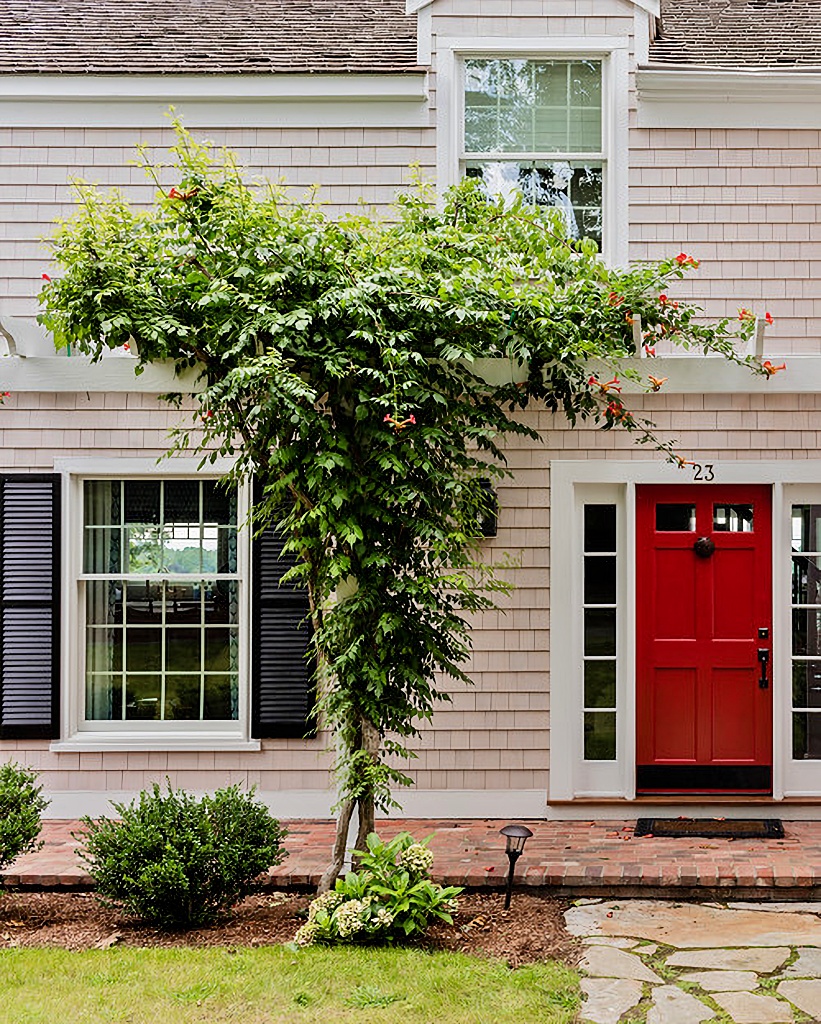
354,717,379,851
317,796,355,893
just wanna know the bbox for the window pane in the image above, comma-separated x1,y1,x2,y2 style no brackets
165,628,202,672
465,162,602,247
124,480,160,525
203,481,236,526
584,609,616,656
793,661,821,708
84,528,122,574
86,580,123,626
86,627,123,673
584,505,616,553
84,480,120,527
86,674,122,721
164,675,202,720
125,581,162,625
584,660,616,709
656,504,696,532
164,480,200,524
584,555,616,605
205,628,237,672
125,675,162,720
124,628,162,672
205,581,239,624
714,504,754,532
793,555,821,605
125,525,163,573
166,583,202,625
793,609,821,657
793,712,821,759
204,674,239,720
584,712,616,760
792,505,821,552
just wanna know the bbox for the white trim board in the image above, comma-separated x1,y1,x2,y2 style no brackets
637,68,821,129
0,74,429,130
407,0,659,14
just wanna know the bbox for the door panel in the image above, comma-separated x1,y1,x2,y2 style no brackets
636,485,772,793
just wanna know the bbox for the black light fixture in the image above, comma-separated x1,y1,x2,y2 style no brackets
477,477,499,538
499,823,533,910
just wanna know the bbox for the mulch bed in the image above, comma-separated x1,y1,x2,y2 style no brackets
0,890,577,967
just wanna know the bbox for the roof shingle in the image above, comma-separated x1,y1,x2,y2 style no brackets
0,0,420,75
651,0,821,68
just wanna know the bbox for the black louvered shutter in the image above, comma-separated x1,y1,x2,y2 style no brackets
251,507,315,739
0,475,61,739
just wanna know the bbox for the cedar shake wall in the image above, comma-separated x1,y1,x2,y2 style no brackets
1,391,819,800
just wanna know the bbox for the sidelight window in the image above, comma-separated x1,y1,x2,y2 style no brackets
582,504,617,760
791,504,821,758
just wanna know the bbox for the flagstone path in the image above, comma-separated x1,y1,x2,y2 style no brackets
569,898,821,1023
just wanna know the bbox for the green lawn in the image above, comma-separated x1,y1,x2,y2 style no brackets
0,946,579,1024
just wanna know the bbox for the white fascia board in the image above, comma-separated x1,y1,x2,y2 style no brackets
637,67,821,129
407,0,658,12
0,355,201,393
5,353,815,395
0,73,429,130
474,355,818,394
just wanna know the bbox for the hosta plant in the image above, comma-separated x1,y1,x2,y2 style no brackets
296,832,461,946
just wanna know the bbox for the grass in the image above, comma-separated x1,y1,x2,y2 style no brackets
0,946,580,1024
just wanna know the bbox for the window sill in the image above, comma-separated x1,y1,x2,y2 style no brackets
50,735,262,753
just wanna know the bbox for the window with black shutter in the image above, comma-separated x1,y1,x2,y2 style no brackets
251,516,315,739
0,474,61,739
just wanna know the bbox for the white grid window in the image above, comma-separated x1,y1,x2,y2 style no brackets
82,479,239,723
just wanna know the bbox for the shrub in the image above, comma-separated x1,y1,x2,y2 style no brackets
0,762,48,872
76,783,288,928
296,832,461,946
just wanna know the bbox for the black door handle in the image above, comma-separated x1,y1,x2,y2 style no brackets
758,648,770,690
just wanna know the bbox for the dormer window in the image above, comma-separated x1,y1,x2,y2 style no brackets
462,58,604,250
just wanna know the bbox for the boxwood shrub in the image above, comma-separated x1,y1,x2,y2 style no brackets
0,762,48,872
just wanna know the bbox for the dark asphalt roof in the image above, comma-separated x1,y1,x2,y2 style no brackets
651,0,821,67
0,0,420,74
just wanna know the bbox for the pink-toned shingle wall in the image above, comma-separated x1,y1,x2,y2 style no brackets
630,128,821,355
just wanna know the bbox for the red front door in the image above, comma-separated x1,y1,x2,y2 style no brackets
636,485,772,793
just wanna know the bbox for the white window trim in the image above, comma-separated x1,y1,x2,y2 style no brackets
50,457,259,753
435,36,630,267
550,459,821,806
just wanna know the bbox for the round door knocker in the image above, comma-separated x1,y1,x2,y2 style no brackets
693,536,716,559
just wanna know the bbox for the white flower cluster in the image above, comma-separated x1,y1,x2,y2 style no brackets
335,898,367,937
399,842,434,875
307,890,344,922
374,906,394,928
294,921,319,947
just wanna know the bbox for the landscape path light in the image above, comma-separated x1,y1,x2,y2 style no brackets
499,823,533,910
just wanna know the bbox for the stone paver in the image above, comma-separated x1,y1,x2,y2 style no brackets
580,944,663,983
777,979,821,1018
728,902,821,915
712,991,794,1023
667,948,791,973
583,936,638,949
680,970,759,991
566,899,821,948
580,979,643,1024
781,946,821,976
647,985,712,1024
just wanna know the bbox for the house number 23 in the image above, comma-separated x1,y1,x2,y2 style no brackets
692,463,715,482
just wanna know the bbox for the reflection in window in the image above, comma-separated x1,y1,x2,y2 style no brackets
463,58,604,249
655,504,696,532
83,480,239,723
714,505,753,532
792,504,821,758
583,504,617,760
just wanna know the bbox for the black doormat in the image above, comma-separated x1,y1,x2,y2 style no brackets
634,818,785,839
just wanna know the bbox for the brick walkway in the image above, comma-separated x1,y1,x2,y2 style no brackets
6,818,821,897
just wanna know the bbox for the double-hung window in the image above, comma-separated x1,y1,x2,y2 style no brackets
462,58,604,249
82,479,240,728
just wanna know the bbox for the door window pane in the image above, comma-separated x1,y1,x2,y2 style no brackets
793,712,821,759
792,661,821,708
793,505,821,552
584,712,616,760
584,661,616,709
584,609,616,656
714,505,753,532
656,504,696,532
584,556,616,605
793,555,821,605
584,505,616,553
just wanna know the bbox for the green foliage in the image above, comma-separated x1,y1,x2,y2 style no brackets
39,122,762,821
76,783,288,928
0,762,48,872
297,832,462,946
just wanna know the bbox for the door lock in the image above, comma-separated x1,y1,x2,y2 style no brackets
758,648,770,690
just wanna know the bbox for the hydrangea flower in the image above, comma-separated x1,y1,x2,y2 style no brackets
335,898,367,937
307,889,344,923
399,843,434,875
